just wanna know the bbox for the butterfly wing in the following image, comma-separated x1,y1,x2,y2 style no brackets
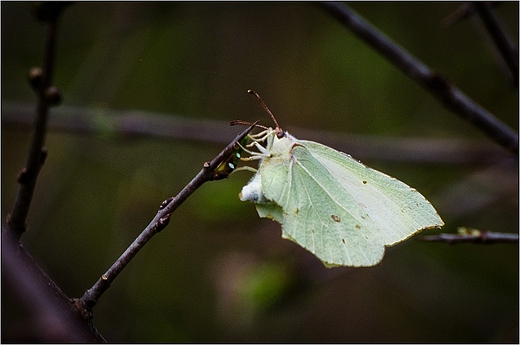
257,141,383,267
257,138,443,267
300,140,444,245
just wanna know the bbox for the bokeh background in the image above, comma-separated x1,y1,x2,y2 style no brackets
2,2,518,342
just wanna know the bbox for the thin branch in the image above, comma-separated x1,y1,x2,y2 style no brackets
0,4,105,343
77,123,257,312
6,6,64,240
419,227,519,244
2,228,106,343
319,2,518,155
473,2,519,87
441,2,501,28
2,102,512,165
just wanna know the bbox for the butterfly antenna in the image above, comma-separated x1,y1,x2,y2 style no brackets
247,89,281,131
230,119,268,130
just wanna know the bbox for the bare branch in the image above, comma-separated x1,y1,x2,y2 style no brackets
419,227,519,244
6,4,67,240
3,102,511,165
2,229,106,343
441,2,501,28
319,2,518,155
77,123,257,312
473,2,519,86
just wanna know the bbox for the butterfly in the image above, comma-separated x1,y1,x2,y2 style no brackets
234,90,444,267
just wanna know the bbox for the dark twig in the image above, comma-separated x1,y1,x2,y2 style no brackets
319,2,518,155
2,228,106,343
473,2,519,86
441,2,501,28
6,6,64,241
78,123,257,312
419,227,519,244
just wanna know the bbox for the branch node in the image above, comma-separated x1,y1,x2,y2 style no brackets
16,167,31,184
5,214,27,235
44,86,62,106
28,67,43,91
159,197,174,210
156,214,171,232
71,298,94,321
16,148,47,185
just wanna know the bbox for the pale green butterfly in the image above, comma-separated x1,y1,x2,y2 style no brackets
235,90,444,268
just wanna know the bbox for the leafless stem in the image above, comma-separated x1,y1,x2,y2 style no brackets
473,2,518,86
2,228,106,342
6,8,62,240
78,123,256,311
319,2,518,155
3,102,512,165
441,2,501,28
419,229,519,244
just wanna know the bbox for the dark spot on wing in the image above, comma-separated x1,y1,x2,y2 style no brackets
362,180,367,184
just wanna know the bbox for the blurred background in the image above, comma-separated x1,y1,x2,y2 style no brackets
2,2,518,342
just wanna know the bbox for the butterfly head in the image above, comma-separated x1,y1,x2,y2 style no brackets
230,89,287,139
246,89,286,138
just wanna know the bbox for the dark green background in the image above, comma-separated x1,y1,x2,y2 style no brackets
2,2,518,342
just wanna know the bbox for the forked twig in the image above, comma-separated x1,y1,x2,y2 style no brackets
473,2,518,86
441,2,501,28
319,2,518,155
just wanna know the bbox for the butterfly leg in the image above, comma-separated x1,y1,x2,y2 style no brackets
236,141,269,160
247,129,270,141
229,166,257,175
